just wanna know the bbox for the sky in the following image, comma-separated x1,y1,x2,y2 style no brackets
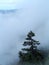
0,0,24,10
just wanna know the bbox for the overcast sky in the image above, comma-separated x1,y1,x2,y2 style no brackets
0,0,19,10
0,0,24,10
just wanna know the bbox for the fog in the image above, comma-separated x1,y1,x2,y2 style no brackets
0,0,49,65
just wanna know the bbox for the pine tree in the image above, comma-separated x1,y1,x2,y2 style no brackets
19,31,44,61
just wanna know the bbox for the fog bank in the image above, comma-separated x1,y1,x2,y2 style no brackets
0,0,49,65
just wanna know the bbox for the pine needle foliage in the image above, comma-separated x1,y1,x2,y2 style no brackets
19,31,44,62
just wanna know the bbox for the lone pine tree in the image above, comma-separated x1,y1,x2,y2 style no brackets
19,31,44,61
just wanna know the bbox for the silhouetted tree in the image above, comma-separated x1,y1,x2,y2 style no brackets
19,31,44,61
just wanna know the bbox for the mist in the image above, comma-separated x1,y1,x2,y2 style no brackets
0,0,49,65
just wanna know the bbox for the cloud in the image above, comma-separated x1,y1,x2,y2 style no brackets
0,0,49,64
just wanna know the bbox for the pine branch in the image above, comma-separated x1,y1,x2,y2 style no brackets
32,39,39,42
23,41,40,46
27,31,35,37
26,37,32,40
22,48,30,51
23,41,32,46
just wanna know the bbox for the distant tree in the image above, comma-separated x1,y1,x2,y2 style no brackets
19,31,44,61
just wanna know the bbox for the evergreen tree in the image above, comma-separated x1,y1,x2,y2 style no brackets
19,31,44,61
